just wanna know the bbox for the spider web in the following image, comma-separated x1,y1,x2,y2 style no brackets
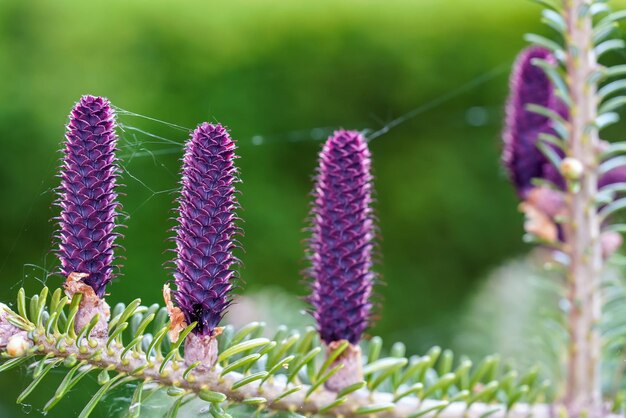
0,60,510,417
0,61,509,305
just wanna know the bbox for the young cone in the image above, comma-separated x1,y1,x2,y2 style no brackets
56,95,120,338
502,46,565,197
172,122,239,367
308,129,376,390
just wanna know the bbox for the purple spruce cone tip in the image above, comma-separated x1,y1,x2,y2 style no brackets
502,46,566,197
57,95,121,298
173,123,239,337
308,130,375,345
503,47,626,194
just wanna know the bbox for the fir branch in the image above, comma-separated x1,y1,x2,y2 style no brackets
0,289,570,418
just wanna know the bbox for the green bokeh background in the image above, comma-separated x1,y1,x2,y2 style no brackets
2,1,624,416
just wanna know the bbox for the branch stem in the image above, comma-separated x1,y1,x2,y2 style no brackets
563,0,603,416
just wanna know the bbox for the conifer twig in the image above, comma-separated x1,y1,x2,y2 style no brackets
562,1,603,416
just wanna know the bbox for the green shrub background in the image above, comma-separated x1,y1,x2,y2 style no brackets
2,1,625,416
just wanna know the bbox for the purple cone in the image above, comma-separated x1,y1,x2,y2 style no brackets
502,46,565,197
308,130,375,345
503,47,626,195
56,95,121,298
173,123,239,336
600,166,626,189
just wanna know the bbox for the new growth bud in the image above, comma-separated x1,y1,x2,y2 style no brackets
6,335,31,358
560,158,584,181
503,46,565,197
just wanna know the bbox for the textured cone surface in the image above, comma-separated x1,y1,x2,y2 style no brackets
173,123,238,336
502,46,565,197
57,95,120,298
309,130,375,345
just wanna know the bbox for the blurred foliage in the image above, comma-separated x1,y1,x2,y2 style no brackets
455,254,626,402
2,0,626,416
453,254,564,395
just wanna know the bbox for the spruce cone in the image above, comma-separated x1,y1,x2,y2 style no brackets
56,95,120,298
502,46,565,197
173,123,239,336
308,130,375,345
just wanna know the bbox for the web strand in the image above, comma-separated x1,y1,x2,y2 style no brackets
4,61,511,290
